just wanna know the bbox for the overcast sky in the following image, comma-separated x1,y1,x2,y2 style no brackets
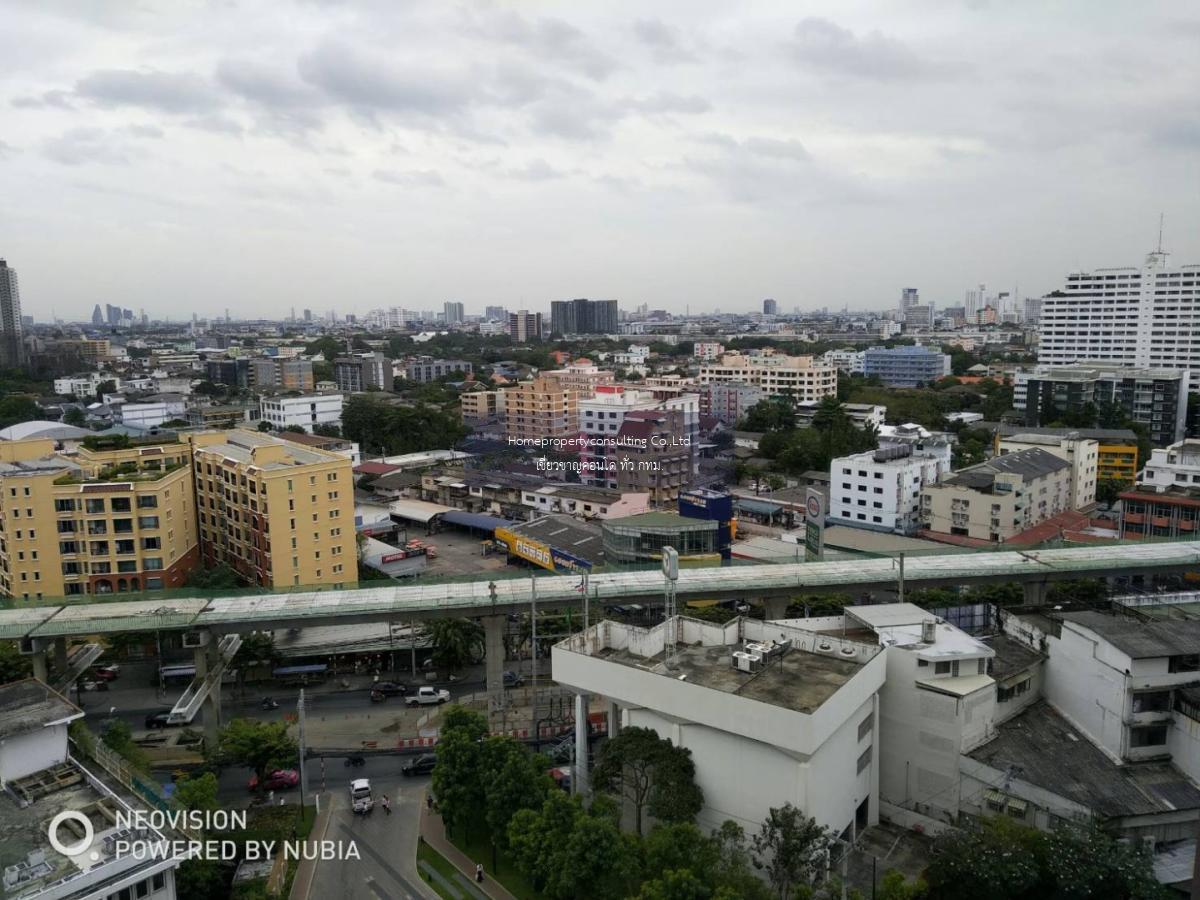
3,1,1198,322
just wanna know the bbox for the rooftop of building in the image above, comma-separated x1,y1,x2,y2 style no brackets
0,421,93,442
988,422,1139,443
0,679,83,740
981,634,1045,680
1058,610,1200,659
0,757,169,900
193,429,335,468
1029,362,1188,382
603,511,716,531
507,514,604,563
941,447,1069,490
584,617,869,714
277,431,353,450
842,603,993,659
0,457,77,478
968,700,1200,819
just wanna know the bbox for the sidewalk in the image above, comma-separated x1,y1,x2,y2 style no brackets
287,792,333,900
418,797,519,900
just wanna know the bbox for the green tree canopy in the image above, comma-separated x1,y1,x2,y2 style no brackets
174,772,219,811
592,726,704,834
427,618,485,672
216,719,297,781
751,803,832,900
0,640,32,683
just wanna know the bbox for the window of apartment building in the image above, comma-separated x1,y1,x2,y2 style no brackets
85,498,105,514
90,541,109,555
139,515,159,529
143,537,161,550
137,496,157,508
1132,691,1171,713
1170,654,1200,673
934,661,952,675
856,746,872,773
144,558,163,570
857,715,873,741
115,540,135,554
329,509,340,518
113,518,133,533
111,497,131,512
1130,725,1168,748
55,499,76,512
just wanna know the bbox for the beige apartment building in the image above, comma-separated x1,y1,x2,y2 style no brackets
251,357,315,392
0,436,198,600
542,360,615,394
188,430,355,589
503,377,580,443
920,447,1072,543
461,389,506,422
698,350,837,401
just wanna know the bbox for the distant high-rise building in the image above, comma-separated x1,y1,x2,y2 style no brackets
303,309,312,322
92,304,104,327
508,310,542,343
549,298,618,335
898,287,918,321
964,284,987,321
1023,296,1043,326
105,304,121,326
484,305,507,321
444,301,465,325
762,298,778,316
0,260,25,367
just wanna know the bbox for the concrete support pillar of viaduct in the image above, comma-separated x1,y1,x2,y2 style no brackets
53,637,68,675
483,614,506,700
194,636,221,747
1022,582,1049,606
762,597,790,621
574,691,590,802
607,700,620,738
30,649,49,684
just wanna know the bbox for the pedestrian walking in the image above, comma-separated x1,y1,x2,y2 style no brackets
381,795,391,815
425,793,433,810
475,863,484,883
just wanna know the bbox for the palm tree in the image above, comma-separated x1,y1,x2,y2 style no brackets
427,619,485,673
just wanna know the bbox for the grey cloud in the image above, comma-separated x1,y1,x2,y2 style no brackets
184,114,245,136
42,127,143,166
0,140,16,159
299,40,471,117
632,19,696,64
743,137,810,162
477,10,618,81
217,58,316,109
789,18,933,81
11,90,75,110
127,124,164,139
630,93,711,115
506,159,565,181
74,69,222,113
372,169,445,187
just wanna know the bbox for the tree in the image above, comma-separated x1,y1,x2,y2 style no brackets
0,395,40,430
94,380,117,401
0,640,32,683
508,789,582,893
185,563,245,590
430,706,489,836
174,772,219,811
217,719,297,781
878,870,927,900
175,860,227,900
102,719,152,772
62,406,86,427
644,823,720,884
483,736,552,848
256,420,272,432
312,423,342,438
427,618,485,672
742,397,796,432
637,868,712,900
1096,477,1129,508
233,632,279,688
558,813,642,899
751,803,832,900
592,726,704,834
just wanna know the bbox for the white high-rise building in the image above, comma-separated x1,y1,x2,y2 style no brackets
1038,249,1200,392
443,301,465,325
964,283,987,322
898,287,918,321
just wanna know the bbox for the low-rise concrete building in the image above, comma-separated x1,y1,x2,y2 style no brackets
920,447,1072,542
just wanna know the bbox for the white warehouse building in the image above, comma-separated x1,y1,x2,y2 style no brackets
553,615,887,838
830,443,951,534
258,393,343,433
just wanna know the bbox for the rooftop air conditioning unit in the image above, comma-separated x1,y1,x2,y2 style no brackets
732,651,760,673
816,641,835,654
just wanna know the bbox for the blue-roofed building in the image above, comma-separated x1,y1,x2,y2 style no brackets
863,345,952,387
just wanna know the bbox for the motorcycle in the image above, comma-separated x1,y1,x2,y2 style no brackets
261,697,279,710
344,755,366,768
369,690,385,703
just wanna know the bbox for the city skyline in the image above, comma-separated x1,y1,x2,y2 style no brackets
2,1,1198,320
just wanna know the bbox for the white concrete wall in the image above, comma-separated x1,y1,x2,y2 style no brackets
0,725,68,784
1167,712,1200,785
1042,623,1129,762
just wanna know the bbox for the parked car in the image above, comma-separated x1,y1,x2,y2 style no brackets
248,769,299,792
79,679,109,692
401,754,437,777
372,681,406,696
144,711,176,729
405,686,450,706
503,671,525,688
92,665,121,681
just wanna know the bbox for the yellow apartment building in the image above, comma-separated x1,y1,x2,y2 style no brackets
187,430,355,589
503,377,580,443
0,436,198,600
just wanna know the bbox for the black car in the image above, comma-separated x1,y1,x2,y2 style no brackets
144,712,175,729
372,681,406,696
402,754,437,777
502,671,525,688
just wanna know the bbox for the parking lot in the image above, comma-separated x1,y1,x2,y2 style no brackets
404,526,512,577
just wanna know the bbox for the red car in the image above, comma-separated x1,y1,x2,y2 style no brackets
248,769,299,792
91,665,120,681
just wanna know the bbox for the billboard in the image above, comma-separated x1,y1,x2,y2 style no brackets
495,528,592,573
804,488,825,562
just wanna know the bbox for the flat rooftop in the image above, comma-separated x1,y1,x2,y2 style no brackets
982,634,1044,681
1060,610,1200,659
969,701,1200,818
0,679,82,740
596,629,864,714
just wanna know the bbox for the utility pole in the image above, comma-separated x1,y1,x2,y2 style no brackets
896,552,906,605
530,575,538,739
297,689,309,810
